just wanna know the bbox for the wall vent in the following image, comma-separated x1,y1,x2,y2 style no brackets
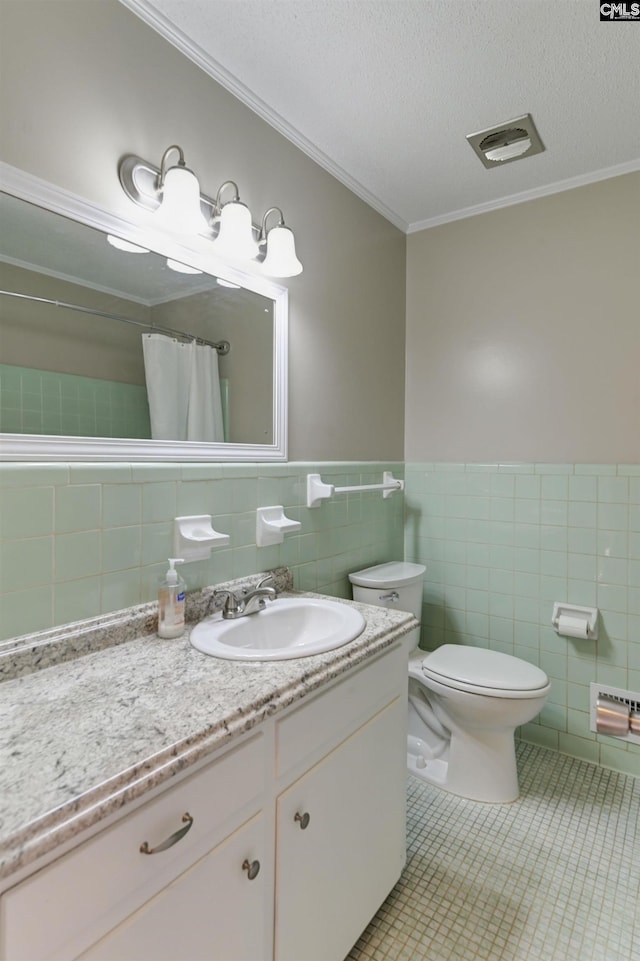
466,113,545,169
589,682,640,745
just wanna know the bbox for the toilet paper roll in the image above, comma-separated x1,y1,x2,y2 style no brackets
596,695,630,737
556,614,589,638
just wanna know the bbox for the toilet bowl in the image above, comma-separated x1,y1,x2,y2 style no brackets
408,645,550,803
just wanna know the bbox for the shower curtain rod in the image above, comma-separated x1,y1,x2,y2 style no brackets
0,290,231,356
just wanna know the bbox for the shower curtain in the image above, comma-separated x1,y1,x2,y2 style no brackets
142,334,225,442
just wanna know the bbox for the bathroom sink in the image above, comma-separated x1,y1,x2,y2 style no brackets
190,597,366,661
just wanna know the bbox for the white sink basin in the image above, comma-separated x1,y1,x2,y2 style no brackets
190,597,366,661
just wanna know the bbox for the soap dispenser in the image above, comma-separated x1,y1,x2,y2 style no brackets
157,558,186,639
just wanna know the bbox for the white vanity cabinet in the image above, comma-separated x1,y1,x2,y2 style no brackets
1,641,407,961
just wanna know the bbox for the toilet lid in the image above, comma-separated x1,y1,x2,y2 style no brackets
422,644,548,692
348,561,426,589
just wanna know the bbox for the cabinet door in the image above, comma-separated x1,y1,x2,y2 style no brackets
77,813,268,961
275,696,406,961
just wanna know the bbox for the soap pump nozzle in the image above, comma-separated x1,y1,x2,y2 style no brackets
166,558,185,585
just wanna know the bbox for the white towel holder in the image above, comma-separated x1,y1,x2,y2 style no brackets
306,471,404,508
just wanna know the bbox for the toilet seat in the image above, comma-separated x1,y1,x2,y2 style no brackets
421,644,550,699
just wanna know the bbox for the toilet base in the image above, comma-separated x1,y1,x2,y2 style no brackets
407,736,448,785
406,730,520,803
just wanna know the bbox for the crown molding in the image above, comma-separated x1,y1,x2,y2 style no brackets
119,1,639,238
407,158,640,234
119,0,409,233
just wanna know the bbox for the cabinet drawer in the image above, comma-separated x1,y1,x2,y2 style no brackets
276,643,404,779
1,732,265,961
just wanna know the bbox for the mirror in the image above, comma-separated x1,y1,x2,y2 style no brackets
0,165,288,461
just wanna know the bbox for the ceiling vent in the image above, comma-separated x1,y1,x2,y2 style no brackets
466,114,544,169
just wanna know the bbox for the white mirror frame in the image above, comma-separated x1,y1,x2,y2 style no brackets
0,163,288,462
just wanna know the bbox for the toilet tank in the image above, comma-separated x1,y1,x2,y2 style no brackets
348,562,426,622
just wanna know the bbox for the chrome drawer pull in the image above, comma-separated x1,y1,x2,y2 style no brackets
242,859,261,880
140,812,193,855
294,811,310,830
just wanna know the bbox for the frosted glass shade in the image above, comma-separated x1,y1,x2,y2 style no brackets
261,225,303,278
212,201,259,261
106,235,149,253
154,165,209,234
166,259,202,274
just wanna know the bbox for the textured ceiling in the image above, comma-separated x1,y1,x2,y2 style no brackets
124,0,640,232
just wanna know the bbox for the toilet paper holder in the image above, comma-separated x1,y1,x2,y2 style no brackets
552,602,599,640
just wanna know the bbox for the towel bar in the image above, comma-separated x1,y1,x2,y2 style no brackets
306,471,404,508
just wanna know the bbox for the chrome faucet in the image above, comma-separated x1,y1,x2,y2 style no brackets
212,575,278,620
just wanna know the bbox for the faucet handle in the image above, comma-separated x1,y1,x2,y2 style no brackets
212,589,241,614
255,571,276,590
255,573,277,592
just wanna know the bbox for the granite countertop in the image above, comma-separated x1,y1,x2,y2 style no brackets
0,571,416,883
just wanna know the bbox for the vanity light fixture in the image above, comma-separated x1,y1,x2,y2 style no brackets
118,145,303,277
166,259,203,275
106,234,150,253
258,207,303,278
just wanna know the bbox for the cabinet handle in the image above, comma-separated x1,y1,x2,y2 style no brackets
242,858,261,880
294,811,310,830
139,812,193,855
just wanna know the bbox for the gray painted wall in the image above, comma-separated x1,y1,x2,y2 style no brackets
406,173,640,464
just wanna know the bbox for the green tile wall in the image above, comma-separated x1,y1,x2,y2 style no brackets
4,455,637,779
0,365,151,438
405,462,640,778
0,366,232,443
0,460,404,640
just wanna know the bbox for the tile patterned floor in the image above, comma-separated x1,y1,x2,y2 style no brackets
347,743,640,961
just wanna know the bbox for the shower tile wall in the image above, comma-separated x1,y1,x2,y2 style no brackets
0,365,151,438
0,461,404,641
404,463,640,778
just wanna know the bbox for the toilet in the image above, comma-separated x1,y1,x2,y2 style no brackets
409,645,550,803
349,563,551,804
